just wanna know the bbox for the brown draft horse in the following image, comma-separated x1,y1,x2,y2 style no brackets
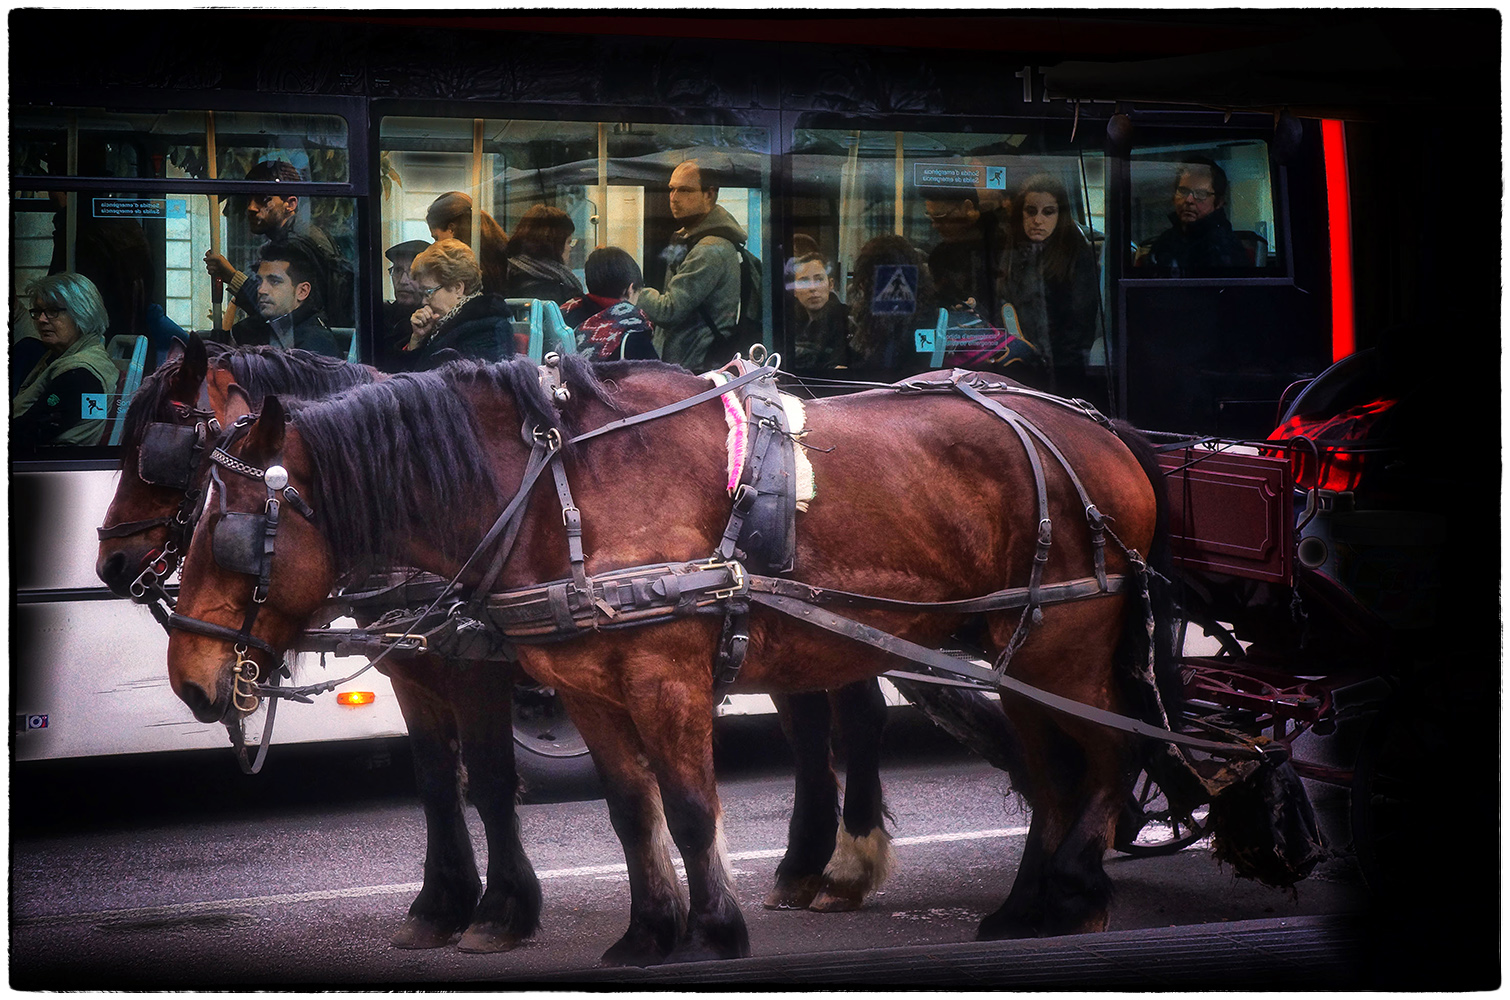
99,338,915,947
95,338,537,952
164,355,1165,963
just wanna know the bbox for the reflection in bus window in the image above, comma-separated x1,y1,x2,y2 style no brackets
379,117,770,370
787,128,1107,403
1130,140,1278,275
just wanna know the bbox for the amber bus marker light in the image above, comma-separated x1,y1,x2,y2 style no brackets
336,691,377,707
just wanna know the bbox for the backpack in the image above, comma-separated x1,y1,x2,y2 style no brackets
693,235,763,361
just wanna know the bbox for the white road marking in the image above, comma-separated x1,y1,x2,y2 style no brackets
16,827,1031,928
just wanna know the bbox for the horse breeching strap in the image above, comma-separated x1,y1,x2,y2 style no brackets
449,359,1270,764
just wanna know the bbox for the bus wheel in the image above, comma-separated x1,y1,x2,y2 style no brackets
512,684,600,801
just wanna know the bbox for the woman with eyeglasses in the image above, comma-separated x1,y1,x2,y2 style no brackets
13,273,120,448
998,173,1100,395
398,238,515,370
500,204,584,306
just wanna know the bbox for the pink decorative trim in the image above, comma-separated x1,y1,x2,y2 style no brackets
722,390,746,492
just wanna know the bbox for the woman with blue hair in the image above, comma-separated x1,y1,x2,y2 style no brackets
13,273,118,447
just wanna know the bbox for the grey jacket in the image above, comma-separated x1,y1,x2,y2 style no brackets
638,204,745,372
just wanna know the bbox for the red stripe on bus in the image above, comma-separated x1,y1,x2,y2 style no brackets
1322,119,1355,361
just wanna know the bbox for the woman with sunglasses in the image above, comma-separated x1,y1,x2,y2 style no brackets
13,273,119,448
399,238,516,370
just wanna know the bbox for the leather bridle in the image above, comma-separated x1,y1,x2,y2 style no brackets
96,399,221,621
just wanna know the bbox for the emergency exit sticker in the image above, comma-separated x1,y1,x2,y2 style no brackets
93,197,188,219
914,162,1008,190
81,393,108,419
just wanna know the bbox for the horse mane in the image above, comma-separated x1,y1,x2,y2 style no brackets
219,346,377,403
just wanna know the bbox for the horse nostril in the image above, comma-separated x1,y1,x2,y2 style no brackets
99,552,131,593
179,681,225,724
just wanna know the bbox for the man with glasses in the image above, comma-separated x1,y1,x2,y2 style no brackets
1138,157,1246,274
922,186,1010,323
377,238,431,368
637,157,747,371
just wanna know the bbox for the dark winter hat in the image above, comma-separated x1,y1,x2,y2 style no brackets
385,239,432,264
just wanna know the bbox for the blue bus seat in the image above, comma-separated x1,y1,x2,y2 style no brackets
330,327,360,364
105,334,148,446
504,299,574,362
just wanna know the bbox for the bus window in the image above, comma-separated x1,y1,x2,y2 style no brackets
12,106,361,456
379,116,771,368
788,127,1108,403
1128,139,1279,275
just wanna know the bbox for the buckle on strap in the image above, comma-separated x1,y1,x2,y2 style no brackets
702,558,746,600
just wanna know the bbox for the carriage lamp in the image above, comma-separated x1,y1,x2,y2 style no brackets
336,691,377,707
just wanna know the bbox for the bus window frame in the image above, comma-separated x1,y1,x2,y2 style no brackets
370,98,783,359
779,107,1115,375
10,92,369,459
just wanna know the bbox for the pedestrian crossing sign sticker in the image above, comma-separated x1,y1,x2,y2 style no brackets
872,265,918,315
81,393,107,419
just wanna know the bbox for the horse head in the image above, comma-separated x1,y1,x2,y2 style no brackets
95,332,217,597
166,389,337,723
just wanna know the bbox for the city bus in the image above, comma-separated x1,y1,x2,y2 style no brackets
10,11,1494,777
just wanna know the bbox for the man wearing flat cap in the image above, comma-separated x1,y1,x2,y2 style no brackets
378,238,431,369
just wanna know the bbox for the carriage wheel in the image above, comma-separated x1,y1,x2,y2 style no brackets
1114,769,1211,856
512,684,600,800
1112,608,1237,856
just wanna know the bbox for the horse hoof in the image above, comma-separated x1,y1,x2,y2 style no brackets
763,877,821,910
391,916,458,950
457,923,523,954
809,886,865,912
600,929,667,968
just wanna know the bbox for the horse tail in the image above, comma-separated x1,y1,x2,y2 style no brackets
1108,420,1182,728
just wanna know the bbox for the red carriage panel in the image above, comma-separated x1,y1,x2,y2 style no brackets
1158,448,1293,584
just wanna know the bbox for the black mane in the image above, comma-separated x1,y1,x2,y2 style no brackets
222,346,376,403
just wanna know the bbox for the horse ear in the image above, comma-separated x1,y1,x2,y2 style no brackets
245,395,287,460
167,333,209,400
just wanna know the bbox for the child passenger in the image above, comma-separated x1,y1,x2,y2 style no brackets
563,247,659,361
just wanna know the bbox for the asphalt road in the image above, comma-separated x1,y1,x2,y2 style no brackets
8,709,1492,989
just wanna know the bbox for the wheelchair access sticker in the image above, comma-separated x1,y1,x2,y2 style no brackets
81,393,108,419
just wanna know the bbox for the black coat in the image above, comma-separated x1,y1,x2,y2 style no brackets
501,255,583,306
396,292,514,371
1143,209,1247,274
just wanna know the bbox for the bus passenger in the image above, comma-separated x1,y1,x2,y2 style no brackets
847,234,937,374
237,236,340,358
637,158,745,373
398,238,514,369
786,250,850,370
1136,157,1247,274
564,247,658,361
377,238,431,369
204,159,353,335
13,273,118,448
921,186,1011,321
426,192,510,296
999,173,1100,394
501,205,584,306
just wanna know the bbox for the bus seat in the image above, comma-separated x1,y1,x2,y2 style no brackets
504,298,545,362
330,327,360,364
1233,230,1268,267
538,300,574,355
105,335,148,446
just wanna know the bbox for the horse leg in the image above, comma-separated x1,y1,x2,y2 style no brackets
978,710,1124,939
452,662,542,953
812,678,895,912
765,691,840,910
558,689,686,967
626,672,749,962
387,665,479,949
